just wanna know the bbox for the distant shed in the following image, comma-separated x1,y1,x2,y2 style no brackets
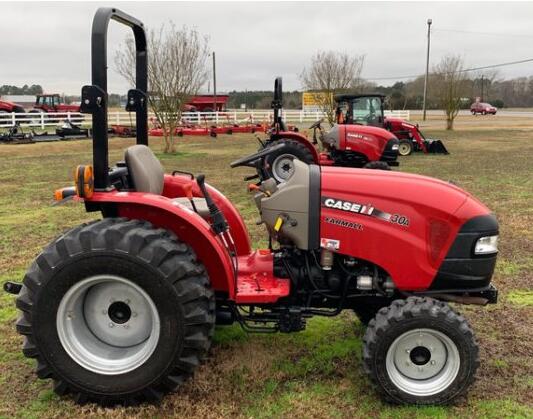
186,95,229,112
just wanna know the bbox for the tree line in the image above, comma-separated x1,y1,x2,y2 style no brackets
0,84,43,95
227,74,533,111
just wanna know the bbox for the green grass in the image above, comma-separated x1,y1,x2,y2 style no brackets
506,290,533,307
0,119,532,417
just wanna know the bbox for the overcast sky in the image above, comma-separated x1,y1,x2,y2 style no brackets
1,1,532,95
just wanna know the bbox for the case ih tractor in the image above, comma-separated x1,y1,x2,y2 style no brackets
0,99,25,125
27,94,81,124
0,98,26,114
6,8,500,407
314,94,449,157
33,93,80,113
262,78,399,182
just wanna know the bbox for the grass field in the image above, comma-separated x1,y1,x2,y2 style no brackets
0,116,532,418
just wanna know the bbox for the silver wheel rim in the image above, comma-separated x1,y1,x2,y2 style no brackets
399,143,411,155
385,328,460,397
56,275,160,375
272,153,297,182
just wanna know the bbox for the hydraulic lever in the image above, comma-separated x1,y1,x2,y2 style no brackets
196,174,228,234
196,174,238,290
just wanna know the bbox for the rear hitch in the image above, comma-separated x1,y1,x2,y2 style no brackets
4,281,22,295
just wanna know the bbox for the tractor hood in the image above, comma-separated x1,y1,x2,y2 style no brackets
321,124,398,164
319,166,493,290
320,166,472,220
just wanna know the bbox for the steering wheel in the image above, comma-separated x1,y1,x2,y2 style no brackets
309,119,323,130
230,143,287,169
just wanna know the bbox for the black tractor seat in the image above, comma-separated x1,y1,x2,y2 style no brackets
124,144,209,218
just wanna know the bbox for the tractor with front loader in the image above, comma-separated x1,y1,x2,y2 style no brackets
332,93,449,156
6,7,500,407
262,78,400,182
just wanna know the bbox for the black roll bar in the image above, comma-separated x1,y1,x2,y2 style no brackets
80,7,148,190
271,77,287,131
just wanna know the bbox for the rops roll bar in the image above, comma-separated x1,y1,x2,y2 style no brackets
80,7,148,190
271,77,287,132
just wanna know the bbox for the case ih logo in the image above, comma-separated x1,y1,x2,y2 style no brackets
347,133,368,140
321,197,410,227
322,197,375,215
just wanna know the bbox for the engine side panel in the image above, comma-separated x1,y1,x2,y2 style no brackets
319,167,491,290
261,160,311,249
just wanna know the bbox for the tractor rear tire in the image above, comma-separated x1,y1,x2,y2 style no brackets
363,297,479,405
398,140,413,156
16,218,215,405
265,139,315,182
363,161,391,170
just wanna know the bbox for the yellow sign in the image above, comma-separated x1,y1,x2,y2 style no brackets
302,92,332,107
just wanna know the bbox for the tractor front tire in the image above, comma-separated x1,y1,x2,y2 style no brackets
16,218,215,405
363,161,391,170
398,140,413,156
265,139,315,182
363,297,479,405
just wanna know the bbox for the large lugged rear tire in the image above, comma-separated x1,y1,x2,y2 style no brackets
265,139,316,182
16,218,215,405
363,297,479,405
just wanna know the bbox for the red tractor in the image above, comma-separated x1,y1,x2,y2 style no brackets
33,93,80,113
263,78,399,182
6,8,499,407
0,98,26,114
0,99,26,126
316,94,449,157
27,94,81,124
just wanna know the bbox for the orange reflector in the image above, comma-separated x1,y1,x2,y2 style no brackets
74,165,94,199
54,187,76,201
54,189,64,201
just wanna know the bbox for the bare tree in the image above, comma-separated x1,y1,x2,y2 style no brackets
432,55,468,130
115,24,209,153
301,51,365,125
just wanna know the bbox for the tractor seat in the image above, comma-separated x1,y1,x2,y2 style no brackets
124,145,210,219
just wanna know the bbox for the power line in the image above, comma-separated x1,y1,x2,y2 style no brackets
365,57,533,81
433,28,533,40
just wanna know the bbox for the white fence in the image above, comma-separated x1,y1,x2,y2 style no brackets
0,109,410,129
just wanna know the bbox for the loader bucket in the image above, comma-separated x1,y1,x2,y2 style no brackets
425,139,449,154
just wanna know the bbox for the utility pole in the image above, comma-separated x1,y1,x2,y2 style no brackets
212,52,217,112
422,18,432,121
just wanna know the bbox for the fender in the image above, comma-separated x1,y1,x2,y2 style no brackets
162,174,252,255
85,191,237,298
272,131,320,162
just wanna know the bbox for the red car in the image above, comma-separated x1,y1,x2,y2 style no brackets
470,102,497,115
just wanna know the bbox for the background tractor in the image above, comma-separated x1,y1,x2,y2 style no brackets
262,78,399,182
330,93,449,156
6,7,500,408
27,93,81,124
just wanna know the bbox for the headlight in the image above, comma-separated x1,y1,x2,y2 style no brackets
474,235,499,255
391,144,399,150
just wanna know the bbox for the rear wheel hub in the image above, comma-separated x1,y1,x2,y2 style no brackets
56,275,160,375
